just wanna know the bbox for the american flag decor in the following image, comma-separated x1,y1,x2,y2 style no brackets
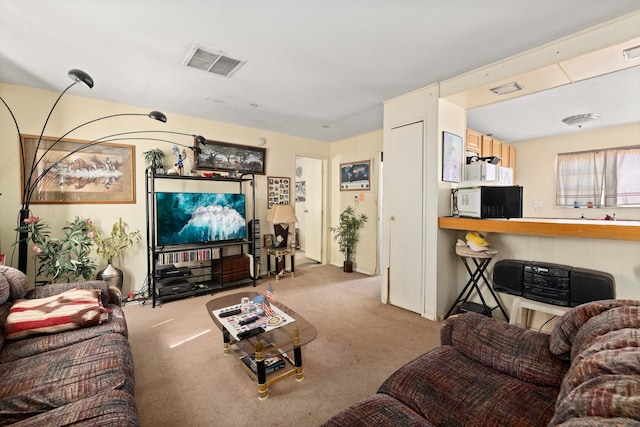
265,284,275,302
261,299,274,317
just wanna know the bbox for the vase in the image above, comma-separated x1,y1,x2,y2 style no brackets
343,260,354,273
96,260,124,291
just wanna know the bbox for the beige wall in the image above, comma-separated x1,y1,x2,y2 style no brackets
328,130,382,275
515,122,640,219
0,82,332,295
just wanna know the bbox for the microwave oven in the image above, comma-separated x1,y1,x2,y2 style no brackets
452,186,523,218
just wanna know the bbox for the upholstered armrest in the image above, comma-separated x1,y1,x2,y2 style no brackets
25,281,121,307
441,312,568,387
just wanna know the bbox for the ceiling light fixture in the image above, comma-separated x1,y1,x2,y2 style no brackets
561,113,600,128
623,44,640,61
489,82,524,95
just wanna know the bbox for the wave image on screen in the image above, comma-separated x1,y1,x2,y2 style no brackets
156,192,246,245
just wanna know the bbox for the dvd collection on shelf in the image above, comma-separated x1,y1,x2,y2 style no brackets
240,353,288,375
157,247,221,265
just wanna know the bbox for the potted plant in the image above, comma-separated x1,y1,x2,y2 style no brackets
89,217,141,291
14,216,97,283
329,206,368,272
143,148,167,174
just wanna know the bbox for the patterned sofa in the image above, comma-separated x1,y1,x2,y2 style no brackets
323,299,640,426
0,266,139,426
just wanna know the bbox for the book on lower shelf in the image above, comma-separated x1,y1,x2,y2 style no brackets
240,354,287,375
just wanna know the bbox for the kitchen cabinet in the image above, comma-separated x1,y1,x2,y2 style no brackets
465,128,482,154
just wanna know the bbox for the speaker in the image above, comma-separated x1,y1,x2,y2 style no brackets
570,268,615,307
493,259,526,296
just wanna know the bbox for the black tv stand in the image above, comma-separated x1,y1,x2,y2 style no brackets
145,170,259,307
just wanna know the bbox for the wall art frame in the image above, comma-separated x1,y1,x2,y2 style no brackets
267,176,290,208
442,131,463,183
295,181,306,202
194,139,266,175
20,134,135,204
340,160,370,191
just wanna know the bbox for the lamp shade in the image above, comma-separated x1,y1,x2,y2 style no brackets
267,204,298,224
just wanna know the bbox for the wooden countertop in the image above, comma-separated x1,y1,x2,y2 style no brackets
438,217,640,241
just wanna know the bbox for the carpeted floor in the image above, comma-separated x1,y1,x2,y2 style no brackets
123,263,441,426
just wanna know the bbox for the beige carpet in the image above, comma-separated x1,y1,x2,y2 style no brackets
123,264,442,426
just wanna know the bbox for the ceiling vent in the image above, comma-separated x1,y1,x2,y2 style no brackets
183,45,245,77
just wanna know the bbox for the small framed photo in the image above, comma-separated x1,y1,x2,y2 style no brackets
442,131,463,183
340,160,370,191
263,234,274,248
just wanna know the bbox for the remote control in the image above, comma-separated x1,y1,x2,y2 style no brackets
237,327,264,339
219,308,241,318
239,316,259,326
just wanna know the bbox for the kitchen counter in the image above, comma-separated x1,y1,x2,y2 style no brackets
438,217,640,241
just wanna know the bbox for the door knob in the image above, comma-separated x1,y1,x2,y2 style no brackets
390,215,396,220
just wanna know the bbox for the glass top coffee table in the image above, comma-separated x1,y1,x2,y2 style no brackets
206,292,317,399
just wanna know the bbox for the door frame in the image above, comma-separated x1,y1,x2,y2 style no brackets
293,154,328,264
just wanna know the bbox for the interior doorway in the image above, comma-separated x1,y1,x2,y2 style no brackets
294,155,325,264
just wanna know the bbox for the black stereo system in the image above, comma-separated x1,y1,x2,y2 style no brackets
493,259,615,307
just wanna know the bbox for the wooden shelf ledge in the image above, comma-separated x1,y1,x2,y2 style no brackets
438,217,640,241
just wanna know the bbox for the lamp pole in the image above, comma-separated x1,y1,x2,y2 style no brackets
1,68,170,273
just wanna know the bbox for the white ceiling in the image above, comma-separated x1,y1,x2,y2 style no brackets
1,1,639,142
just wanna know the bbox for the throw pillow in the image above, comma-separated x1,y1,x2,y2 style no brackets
3,288,109,340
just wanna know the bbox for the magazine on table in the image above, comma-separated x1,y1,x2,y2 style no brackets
212,303,295,340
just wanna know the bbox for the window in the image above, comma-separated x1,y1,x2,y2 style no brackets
556,146,640,207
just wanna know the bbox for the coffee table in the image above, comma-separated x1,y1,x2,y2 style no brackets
206,292,317,399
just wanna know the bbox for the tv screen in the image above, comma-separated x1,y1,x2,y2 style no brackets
156,192,246,246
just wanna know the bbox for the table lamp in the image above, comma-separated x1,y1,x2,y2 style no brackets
266,204,298,248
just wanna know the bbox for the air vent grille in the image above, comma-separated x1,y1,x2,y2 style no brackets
184,46,245,77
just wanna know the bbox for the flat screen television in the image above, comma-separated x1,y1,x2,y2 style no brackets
155,192,246,246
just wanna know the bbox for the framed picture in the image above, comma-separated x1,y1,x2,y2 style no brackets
20,134,135,204
295,181,306,202
267,176,290,208
442,131,463,183
263,234,274,248
194,139,266,175
340,160,370,191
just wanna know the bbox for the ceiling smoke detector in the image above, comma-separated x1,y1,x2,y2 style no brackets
183,45,245,77
561,113,600,128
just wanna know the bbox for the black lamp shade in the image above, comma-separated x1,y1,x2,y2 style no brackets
67,69,94,89
149,111,167,122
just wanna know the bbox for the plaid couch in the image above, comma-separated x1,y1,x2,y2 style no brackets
323,299,640,427
0,266,139,426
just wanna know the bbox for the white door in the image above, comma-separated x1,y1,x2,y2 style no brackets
304,158,323,262
385,121,424,313
295,156,323,262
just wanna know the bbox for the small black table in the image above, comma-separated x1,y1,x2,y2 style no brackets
444,246,508,319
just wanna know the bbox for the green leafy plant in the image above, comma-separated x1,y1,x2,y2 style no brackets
329,206,368,262
15,216,97,283
143,148,167,170
89,217,141,264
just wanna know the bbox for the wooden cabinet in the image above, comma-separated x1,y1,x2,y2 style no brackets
465,128,482,154
466,128,517,182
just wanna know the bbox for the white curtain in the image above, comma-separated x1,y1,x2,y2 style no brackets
556,151,605,207
605,146,640,206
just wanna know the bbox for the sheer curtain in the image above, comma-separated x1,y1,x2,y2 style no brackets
605,146,640,206
556,150,605,207
556,146,640,208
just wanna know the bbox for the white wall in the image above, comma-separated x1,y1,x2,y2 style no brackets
0,82,330,295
